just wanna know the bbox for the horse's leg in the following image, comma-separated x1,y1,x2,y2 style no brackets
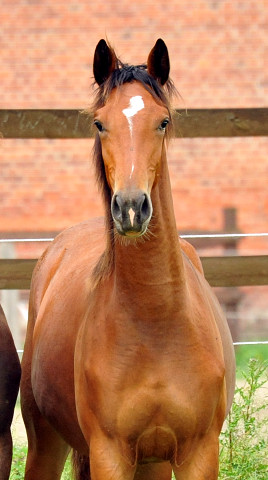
172,434,220,480
21,360,70,479
23,404,70,479
22,399,70,480
0,388,19,480
0,429,12,480
0,359,21,478
89,435,136,480
0,306,21,479
134,462,172,480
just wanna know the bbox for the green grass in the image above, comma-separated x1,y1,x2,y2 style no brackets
10,444,27,480
62,457,72,479
235,343,268,374
11,358,267,479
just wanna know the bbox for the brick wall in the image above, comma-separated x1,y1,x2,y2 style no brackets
1,0,268,253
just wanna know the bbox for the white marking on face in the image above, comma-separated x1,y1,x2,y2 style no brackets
122,96,144,179
129,208,135,226
122,96,144,136
130,163,135,179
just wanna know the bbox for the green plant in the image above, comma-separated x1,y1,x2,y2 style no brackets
61,455,72,479
10,444,27,479
219,358,268,479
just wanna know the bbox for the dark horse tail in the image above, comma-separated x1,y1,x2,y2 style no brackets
72,451,90,480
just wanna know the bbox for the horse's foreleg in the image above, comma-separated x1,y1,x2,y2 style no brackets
0,363,20,479
0,429,12,480
23,413,70,480
172,433,220,480
22,410,70,480
89,434,136,480
21,359,70,479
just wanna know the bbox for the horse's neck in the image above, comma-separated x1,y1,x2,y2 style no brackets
113,152,186,314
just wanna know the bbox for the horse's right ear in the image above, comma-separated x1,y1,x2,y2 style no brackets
93,39,117,86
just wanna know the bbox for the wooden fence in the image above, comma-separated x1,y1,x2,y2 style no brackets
0,254,268,290
1,108,268,138
1,107,268,290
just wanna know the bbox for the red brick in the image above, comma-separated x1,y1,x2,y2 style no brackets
0,0,267,255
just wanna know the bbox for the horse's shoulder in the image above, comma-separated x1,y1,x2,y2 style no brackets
179,237,204,275
31,218,106,305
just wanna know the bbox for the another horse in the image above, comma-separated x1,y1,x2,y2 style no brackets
0,304,21,479
21,39,235,480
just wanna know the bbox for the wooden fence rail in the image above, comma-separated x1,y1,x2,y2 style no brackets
1,107,268,290
1,108,268,138
1,255,268,289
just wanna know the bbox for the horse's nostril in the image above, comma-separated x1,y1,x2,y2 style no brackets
112,195,122,221
113,196,120,215
140,194,151,222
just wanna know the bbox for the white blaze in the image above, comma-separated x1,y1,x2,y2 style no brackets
129,208,135,226
122,95,144,136
122,95,144,179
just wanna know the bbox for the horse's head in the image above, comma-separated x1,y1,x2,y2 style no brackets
92,39,173,237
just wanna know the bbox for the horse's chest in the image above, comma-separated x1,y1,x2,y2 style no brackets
81,313,224,463
97,377,215,466
117,383,197,438
88,351,218,446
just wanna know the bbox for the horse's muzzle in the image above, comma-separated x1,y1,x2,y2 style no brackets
111,191,152,236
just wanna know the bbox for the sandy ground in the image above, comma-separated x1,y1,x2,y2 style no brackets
12,404,27,445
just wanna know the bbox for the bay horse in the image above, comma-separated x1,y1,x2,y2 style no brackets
0,304,21,479
21,39,235,480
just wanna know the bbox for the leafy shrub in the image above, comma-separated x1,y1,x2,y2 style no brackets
219,359,268,479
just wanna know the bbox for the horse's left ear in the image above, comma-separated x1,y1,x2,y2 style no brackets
147,39,170,86
93,39,117,86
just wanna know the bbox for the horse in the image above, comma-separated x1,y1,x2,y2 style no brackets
21,39,235,480
0,304,21,479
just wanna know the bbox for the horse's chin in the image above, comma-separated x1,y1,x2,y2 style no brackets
114,223,148,240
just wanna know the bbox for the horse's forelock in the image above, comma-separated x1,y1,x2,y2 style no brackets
92,60,176,110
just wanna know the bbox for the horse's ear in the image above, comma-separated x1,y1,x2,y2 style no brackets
93,39,117,86
147,39,170,86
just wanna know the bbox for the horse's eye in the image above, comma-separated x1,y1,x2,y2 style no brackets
94,120,104,133
159,119,170,131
